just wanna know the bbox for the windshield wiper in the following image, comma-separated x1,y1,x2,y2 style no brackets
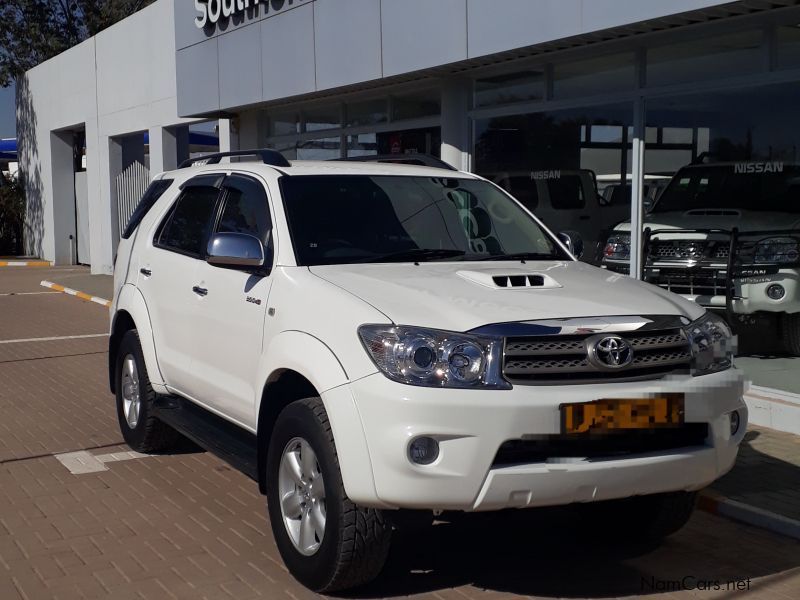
353,249,466,263
473,252,560,262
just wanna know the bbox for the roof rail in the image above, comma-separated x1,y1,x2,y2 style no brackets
331,153,458,171
179,149,291,169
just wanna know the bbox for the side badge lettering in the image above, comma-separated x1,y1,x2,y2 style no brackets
246,296,262,306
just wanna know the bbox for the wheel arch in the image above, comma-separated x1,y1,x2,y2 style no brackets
255,332,381,506
109,284,165,394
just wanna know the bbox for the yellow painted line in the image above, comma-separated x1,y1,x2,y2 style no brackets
0,260,51,267
40,280,112,308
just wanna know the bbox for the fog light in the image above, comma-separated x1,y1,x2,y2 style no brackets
409,437,439,465
730,410,741,436
767,284,786,300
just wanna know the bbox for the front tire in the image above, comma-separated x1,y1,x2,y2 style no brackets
782,313,800,356
115,330,181,453
265,398,391,593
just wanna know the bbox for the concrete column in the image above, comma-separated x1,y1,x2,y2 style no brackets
149,127,174,173
175,126,190,166
440,78,472,171
237,110,266,150
219,117,241,154
49,131,78,265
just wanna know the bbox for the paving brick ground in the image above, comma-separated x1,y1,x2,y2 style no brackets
1,267,800,600
711,426,800,522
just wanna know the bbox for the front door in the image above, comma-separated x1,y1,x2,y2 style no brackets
190,175,273,429
137,177,222,394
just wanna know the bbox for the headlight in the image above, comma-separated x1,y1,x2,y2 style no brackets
358,325,510,389
683,312,735,376
754,237,799,264
603,233,631,261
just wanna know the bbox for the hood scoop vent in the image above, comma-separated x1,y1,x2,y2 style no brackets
494,275,544,288
457,269,562,290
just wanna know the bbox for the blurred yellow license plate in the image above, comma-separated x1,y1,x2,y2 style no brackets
561,395,684,434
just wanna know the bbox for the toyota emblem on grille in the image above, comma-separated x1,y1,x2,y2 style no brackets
587,335,634,369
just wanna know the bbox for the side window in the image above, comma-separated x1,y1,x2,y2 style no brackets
548,176,586,210
502,176,539,211
157,186,220,256
216,176,272,244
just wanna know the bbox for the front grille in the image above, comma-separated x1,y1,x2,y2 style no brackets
650,240,707,260
648,239,731,262
503,329,691,384
492,423,709,466
647,269,728,296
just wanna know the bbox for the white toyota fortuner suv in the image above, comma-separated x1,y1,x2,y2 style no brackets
110,150,746,593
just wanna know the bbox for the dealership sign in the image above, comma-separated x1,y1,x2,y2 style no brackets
194,0,305,29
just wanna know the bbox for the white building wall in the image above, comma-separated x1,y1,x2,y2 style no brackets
17,37,99,266
18,0,201,274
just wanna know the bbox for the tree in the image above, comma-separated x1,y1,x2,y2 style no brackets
0,171,26,255
0,0,155,87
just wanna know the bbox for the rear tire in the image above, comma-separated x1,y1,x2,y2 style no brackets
115,330,181,453
782,313,800,356
579,491,697,541
265,397,391,593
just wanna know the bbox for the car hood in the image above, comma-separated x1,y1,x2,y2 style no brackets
309,261,703,332
614,210,800,237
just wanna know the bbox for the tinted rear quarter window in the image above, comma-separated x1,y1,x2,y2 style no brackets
158,187,220,256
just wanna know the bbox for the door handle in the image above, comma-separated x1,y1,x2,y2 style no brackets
140,268,152,276
192,286,208,297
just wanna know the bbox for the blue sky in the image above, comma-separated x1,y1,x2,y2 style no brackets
1,84,15,139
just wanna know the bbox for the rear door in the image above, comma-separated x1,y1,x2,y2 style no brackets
189,174,273,428
137,175,223,394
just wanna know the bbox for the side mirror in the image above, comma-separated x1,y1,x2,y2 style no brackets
207,232,265,268
558,230,584,260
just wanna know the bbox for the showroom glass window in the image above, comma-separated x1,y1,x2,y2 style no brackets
474,103,633,265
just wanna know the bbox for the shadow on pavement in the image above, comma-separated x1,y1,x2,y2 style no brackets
342,494,800,598
712,429,800,522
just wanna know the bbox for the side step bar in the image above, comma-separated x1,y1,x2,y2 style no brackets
153,396,259,482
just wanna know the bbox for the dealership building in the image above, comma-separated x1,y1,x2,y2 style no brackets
15,0,800,274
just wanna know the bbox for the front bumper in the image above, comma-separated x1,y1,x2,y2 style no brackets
605,261,800,314
341,369,746,511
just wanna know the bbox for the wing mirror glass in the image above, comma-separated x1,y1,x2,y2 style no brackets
558,230,584,260
206,232,265,268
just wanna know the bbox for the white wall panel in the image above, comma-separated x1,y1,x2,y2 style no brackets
177,40,221,116
262,3,316,101
313,0,383,91
220,23,263,109
381,0,467,77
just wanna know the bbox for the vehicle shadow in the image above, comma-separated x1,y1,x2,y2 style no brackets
340,433,800,599
712,429,800,521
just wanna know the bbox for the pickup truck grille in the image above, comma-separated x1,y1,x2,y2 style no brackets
647,269,728,296
503,328,691,384
649,240,730,261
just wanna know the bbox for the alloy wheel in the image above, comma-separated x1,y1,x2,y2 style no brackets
278,437,327,556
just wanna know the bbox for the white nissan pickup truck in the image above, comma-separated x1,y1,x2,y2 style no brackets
110,150,746,593
602,161,800,354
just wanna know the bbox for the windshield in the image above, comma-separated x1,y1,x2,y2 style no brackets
280,175,567,266
653,164,800,214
